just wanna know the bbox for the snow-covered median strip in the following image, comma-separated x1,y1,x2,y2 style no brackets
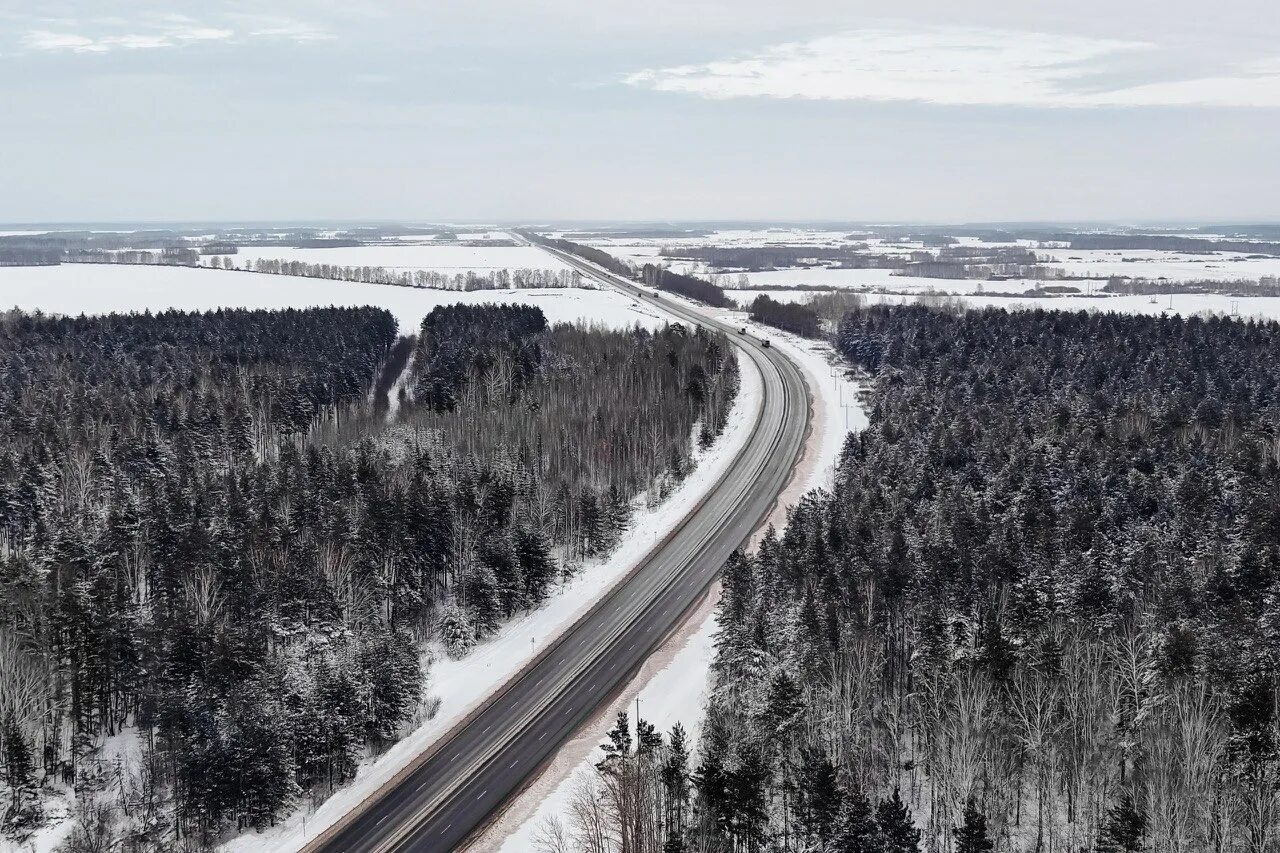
219,345,764,853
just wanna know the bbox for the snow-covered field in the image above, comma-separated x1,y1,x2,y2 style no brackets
723,267,1049,294
949,291,1280,321
730,287,1280,321
582,229,1280,299
821,289,1280,323
231,243,568,273
1036,248,1280,282
0,263,655,335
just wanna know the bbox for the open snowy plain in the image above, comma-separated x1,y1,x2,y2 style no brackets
0,263,652,335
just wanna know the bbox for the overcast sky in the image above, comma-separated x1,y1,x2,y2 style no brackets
3,0,1278,224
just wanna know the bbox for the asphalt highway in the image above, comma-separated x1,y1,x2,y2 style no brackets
305,239,810,853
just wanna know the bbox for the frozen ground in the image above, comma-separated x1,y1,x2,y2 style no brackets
729,287,1280,322
231,243,568,273
835,290,1280,322
0,264,660,336
584,229,1280,298
728,267,1048,294
951,291,1280,321
16,730,146,853
1036,248,1280,282
221,328,764,853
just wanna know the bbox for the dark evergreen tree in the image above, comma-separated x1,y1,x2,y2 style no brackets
1096,793,1146,853
875,788,920,853
662,723,691,853
796,746,841,844
954,800,994,853
827,786,884,853
2,711,33,799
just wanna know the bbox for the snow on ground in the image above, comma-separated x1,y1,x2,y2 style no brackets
487,288,868,853
595,230,1280,296
726,288,1280,323
874,291,1280,322
728,266,1048,294
490,585,723,853
1036,248,1280,282
0,264,660,336
231,243,568,273
220,339,765,853
15,729,147,853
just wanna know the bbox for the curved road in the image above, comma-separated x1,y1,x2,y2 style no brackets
305,239,810,853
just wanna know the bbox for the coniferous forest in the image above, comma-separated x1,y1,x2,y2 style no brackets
544,305,1280,853
0,303,738,849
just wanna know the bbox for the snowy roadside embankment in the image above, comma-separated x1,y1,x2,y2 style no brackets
485,297,868,853
218,346,764,853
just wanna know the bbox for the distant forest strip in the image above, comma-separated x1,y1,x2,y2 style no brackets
747,294,820,338
1057,233,1280,256
0,303,739,848
640,264,731,308
855,227,1280,254
520,231,635,278
662,245,889,270
1102,274,1280,297
662,244,1066,282
0,244,589,292
0,247,202,267
227,256,586,291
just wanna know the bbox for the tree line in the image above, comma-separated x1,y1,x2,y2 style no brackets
0,248,200,267
520,232,635,278
0,302,739,850
748,295,821,338
1102,275,1280,297
222,256,586,291
640,265,730,308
